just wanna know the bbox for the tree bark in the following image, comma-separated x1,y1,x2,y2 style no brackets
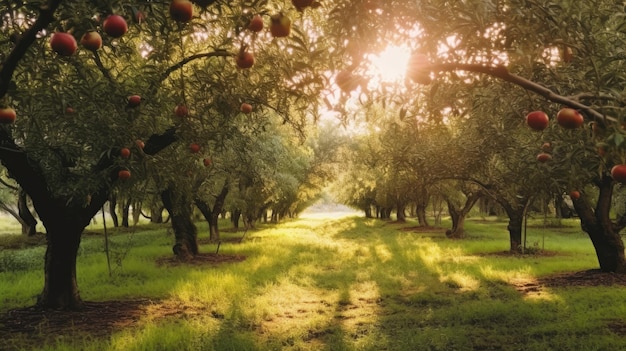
572,175,626,272
109,195,119,227
161,187,198,260
121,197,131,228
445,191,482,239
195,180,229,242
231,209,241,230
499,201,525,252
18,189,37,236
396,202,406,222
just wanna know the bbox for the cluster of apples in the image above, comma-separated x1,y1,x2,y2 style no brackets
526,108,626,184
526,108,584,164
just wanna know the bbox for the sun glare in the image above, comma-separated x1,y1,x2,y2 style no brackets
366,45,412,85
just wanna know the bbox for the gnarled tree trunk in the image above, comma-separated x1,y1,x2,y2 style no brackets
572,175,626,272
162,187,198,260
445,191,482,239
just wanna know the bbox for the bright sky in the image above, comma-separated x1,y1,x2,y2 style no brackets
365,45,412,85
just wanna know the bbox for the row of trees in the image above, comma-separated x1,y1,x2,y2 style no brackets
323,0,626,273
4,0,626,311
0,0,341,309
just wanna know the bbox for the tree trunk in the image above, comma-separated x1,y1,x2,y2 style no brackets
572,175,626,272
415,203,429,226
162,187,198,260
150,203,164,223
445,191,482,239
500,202,525,252
232,209,241,230
109,195,119,227
194,181,229,242
18,189,37,236
121,197,131,228
396,202,406,222
38,222,83,309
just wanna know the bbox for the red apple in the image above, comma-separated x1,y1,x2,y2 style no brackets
135,139,145,150
525,111,549,131
170,0,194,22
270,13,291,38
556,108,584,129
118,169,131,180
65,106,75,114
190,143,201,153
536,152,552,163
611,164,626,183
80,31,102,51
50,32,77,56
240,103,253,113
203,158,212,167
292,0,314,10
335,70,359,92
569,191,580,200
541,142,552,151
0,107,16,124
236,51,254,69
103,15,128,38
174,104,189,117
120,147,131,158
127,95,141,107
248,14,264,32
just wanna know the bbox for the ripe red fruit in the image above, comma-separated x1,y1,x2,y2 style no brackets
120,148,131,158
174,104,189,117
536,152,552,163
292,0,314,10
556,108,584,129
118,169,131,180
50,32,77,56
170,0,194,22
335,70,359,92
248,14,264,32
0,107,16,124
525,111,549,131
135,139,145,149
270,13,291,38
240,103,253,113
127,95,141,107
611,164,626,183
569,191,580,200
203,158,212,167
236,51,254,69
103,15,128,38
190,143,201,153
80,31,102,51
65,107,75,114
541,142,552,151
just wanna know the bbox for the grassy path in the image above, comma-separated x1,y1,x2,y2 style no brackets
1,214,626,350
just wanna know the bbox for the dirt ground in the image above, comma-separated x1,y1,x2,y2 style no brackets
1,257,626,349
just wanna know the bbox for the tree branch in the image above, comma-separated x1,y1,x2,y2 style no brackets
0,0,63,98
428,63,614,127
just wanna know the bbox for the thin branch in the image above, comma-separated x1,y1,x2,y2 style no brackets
155,50,231,88
428,63,615,127
0,0,63,98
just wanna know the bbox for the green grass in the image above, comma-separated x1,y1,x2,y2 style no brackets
1,213,624,351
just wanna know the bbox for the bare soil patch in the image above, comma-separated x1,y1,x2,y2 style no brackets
155,252,247,266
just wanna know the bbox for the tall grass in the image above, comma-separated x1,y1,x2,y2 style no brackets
1,213,624,351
